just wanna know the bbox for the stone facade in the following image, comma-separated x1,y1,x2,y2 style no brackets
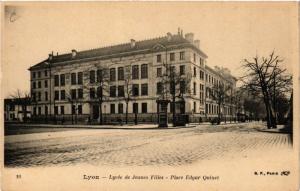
29,31,237,124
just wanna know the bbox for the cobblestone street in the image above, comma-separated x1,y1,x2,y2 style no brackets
5,122,293,167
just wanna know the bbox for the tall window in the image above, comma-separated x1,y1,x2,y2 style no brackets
32,72,36,79
132,65,139,79
180,65,185,75
54,106,58,115
71,89,76,99
38,71,41,78
157,82,163,94
110,104,115,114
170,53,175,61
157,68,162,77
97,87,102,98
141,64,148,79
133,103,138,113
90,70,95,83
71,73,76,85
77,72,83,85
180,81,186,94
45,106,48,115
60,106,65,115
118,103,123,114
141,83,148,96
193,53,196,62
142,103,147,113
44,80,48,88
54,91,59,100
193,82,197,95
170,81,175,95
38,81,41,88
78,89,83,99
32,93,36,102
54,75,59,86
61,90,65,100
110,68,116,81
33,82,36,89
90,88,95,99
72,105,76,114
194,67,197,77
78,105,82,114
193,102,196,113
59,74,65,86
157,54,161,63
45,91,48,101
118,86,124,97
180,51,185,60
44,70,48,77
118,67,124,80
97,69,102,82
132,84,139,96
110,86,116,97
200,70,204,80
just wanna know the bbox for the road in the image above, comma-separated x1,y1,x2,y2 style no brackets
5,122,292,167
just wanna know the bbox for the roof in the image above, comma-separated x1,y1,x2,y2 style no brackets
29,34,208,70
205,65,238,82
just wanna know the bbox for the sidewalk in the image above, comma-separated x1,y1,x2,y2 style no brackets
6,123,159,129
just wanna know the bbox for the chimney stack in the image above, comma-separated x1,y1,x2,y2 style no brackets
185,33,194,43
194,40,200,48
166,32,172,41
178,27,180,35
130,39,136,48
71,49,77,58
48,52,53,60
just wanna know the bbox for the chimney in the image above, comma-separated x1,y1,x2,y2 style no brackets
166,32,172,41
185,33,194,43
71,49,77,58
178,27,180,35
181,30,183,37
130,39,136,48
194,40,200,48
48,52,53,61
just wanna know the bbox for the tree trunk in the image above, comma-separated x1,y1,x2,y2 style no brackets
218,103,221,125
99,102,103,125
125,102,128,124
172,95,176,127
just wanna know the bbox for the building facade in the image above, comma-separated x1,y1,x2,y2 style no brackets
4,98,31,122
29,31,237,124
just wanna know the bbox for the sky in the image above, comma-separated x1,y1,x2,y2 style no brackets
2,2,298,98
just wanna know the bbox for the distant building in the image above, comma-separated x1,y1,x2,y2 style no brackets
28,30,237,124
4,98,31,122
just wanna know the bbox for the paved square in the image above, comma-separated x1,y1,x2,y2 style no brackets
5,122,292,167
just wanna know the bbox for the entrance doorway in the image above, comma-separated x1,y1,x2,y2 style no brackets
92,105,99,120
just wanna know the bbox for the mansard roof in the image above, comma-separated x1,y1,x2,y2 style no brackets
29,34,208,70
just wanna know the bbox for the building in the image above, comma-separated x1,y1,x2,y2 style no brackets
29,30,237,124
4,98,31,122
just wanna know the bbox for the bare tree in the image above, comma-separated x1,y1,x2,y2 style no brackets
9,89,31,121
240,51,292,129
122,65,133,124
210,83,231,124
83,63,110,124
157,65,192,126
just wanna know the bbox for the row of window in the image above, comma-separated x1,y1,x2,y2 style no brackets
205,104,232,115
32,80,48,89
32,105,83,115
110,102,147,114
156,51,204,64
32,70,48,79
